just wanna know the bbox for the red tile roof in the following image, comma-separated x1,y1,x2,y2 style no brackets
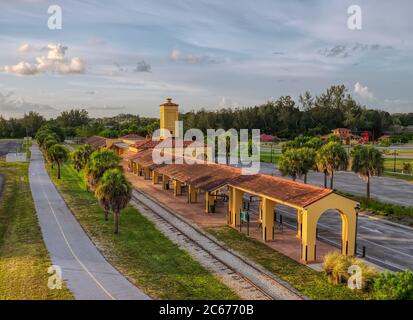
85,136,106,149
229,174,333,207
132,138,205,150
121,134,146,141
123,149,333,207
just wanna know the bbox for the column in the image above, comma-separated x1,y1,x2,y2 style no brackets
144,167,150,180
162,175,170,190
188,185,197,203
205,191,216,213
262,198,275,241
297,209,303,239
301,209,317,263
342,211,356,257
230,188,244,227
174,180,182,196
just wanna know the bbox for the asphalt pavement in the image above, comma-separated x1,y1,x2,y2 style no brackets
245,199,413,271
29,144,150,300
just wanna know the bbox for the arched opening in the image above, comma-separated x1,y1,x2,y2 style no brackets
301,193,357,263
314,209,347,261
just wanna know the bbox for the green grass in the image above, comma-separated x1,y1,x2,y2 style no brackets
260,151,281,164
383,158,413,181
383,171,413,182
47,162,239,300
0,162,73,299
207,226,371,300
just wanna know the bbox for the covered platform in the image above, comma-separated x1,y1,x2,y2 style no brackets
123,151,358,263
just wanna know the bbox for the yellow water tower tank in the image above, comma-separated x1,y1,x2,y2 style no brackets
160,98,179,139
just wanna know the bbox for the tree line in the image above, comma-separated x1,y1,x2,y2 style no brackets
1,109,159,140
36,124,131,234
181,85,413,139
2,84,413,141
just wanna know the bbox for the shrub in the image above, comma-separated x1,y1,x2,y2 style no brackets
324,251,350,285
373,270,413,300
402,162,412,174
323,251,378,291
351,258,378,291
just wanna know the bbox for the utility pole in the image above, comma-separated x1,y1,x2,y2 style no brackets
393,150,398,173
270,143,273,164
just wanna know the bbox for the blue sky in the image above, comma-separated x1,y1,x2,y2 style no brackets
0,0,412,118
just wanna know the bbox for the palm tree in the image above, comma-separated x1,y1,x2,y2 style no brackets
315,150,329,188
71,149,83,172
85,150,121,189
351,145,384,198
42,136,59,167
72,144,94,172
279,148,316,183
279,149,300,181
48,144,69,179
79,144,94,167
95,169,132,233
317,142,348,189
36,130,59,147
298,147,316,184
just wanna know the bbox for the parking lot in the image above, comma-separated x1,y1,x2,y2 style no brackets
0,140,22,158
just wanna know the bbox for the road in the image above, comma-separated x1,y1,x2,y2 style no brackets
217,156,413,207
29,144,150,300
244,198,413,271
258,162,413,207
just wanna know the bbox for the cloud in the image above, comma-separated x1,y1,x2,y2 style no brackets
319,43,394,59
354,82,374,100
319,45,347,58
89,105,126,111
0,91,57,117
17,43,32,53
170,49,220,64
2,44,85,76
135,60,151,72
218,97,239,108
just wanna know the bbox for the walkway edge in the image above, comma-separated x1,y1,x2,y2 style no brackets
50,168,150,297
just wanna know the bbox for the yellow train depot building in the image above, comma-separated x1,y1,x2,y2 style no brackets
87,98,359,263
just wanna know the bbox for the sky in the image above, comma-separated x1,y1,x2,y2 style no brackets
0,0,412,119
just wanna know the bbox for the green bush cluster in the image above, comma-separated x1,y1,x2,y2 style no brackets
373,270,413,300
324,252,413,300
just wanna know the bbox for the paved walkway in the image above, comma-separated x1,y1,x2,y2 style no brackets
29,144,149,300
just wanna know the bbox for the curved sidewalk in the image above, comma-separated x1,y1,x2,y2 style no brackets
29,144,150,300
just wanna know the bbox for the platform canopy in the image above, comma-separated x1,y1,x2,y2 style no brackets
229,174,333,209
123,150,358,263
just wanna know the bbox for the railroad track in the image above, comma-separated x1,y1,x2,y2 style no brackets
131,189,305,300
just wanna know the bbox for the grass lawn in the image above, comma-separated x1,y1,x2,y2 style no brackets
0,162,73,300
207,226,371,300
260,151,281,164
383,158,413,182
47,162,239,300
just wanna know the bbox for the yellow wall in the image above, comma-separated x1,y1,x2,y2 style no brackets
301,193,358,262
160,98,179,139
